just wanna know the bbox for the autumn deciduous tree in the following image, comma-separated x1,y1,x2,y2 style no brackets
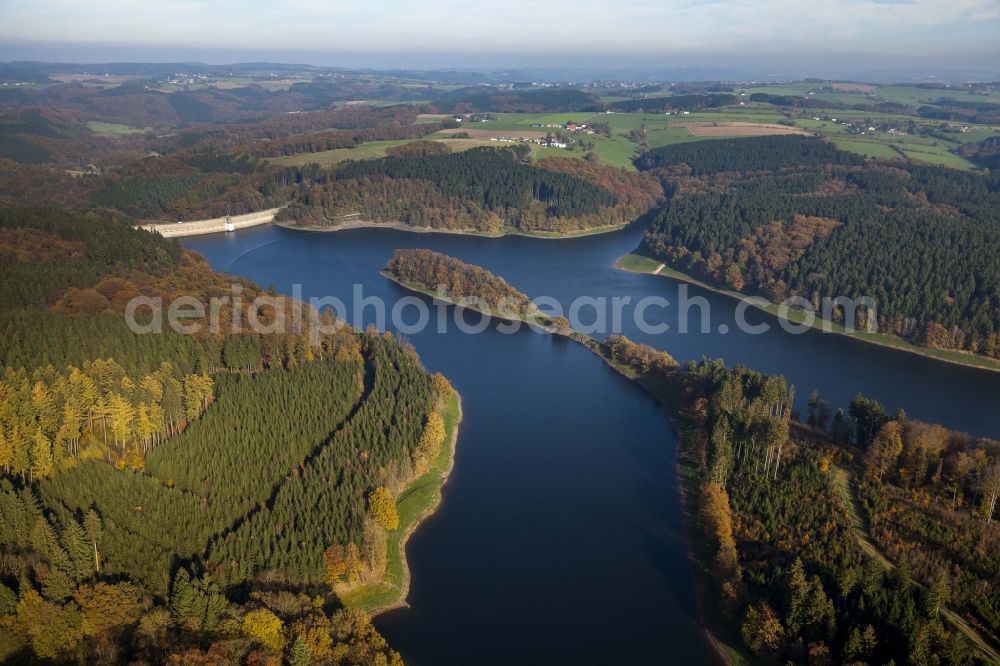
30,429,54,480
701,482,739,579
863,421,904,482
725,263,745,291
323,544,348,585
241,608,285,652
75,581,143,637
431,372,452,401
742,602,783,655
923,322,949,348
368,486,400,531
413,412,445,476
15,589,81,660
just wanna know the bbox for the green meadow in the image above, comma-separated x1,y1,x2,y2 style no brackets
86,121,145,136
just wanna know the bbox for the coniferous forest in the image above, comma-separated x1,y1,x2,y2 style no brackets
0,208,455,663
637,136,1000,358
280,146,663,234
2,64,1000,666
385,251,1000,664
595,344,1000,665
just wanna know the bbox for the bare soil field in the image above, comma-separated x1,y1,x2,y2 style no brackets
679,122,810,137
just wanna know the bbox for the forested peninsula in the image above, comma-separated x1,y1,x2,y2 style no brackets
384,248,550,324
0,208,461,663
385,249,1000,665
279,146,663,236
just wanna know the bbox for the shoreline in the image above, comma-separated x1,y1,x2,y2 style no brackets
276,218,628,240
341,389,463,615
616,253,1000,375
384,271,735,664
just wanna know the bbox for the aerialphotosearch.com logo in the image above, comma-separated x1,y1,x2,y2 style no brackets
124,283,877,341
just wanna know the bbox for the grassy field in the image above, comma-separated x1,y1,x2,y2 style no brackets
644,126,707,149
498,111,599,126
268,140,414,167
739,83,820,96
877,85,1000,106
271,136,512,167
340,389,462,612
571,134,643,168
86,121,145,136
831,137,904,160
948,127,1000,143
740,81,1000,107
617,253,663,272
617,253,1000,372
792,118,847,133
898,145,977,169
269,100,993,172
830,134,979,169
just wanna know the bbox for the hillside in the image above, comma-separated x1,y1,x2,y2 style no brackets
0,208,456,663
636,136,1000,361
280,146,663,234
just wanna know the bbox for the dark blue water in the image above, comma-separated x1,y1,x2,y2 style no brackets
183,223,1000,665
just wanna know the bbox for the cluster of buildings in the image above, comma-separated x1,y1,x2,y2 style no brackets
811,116,901,136
164,73,211,86
489,136,570,149
525,121,598,134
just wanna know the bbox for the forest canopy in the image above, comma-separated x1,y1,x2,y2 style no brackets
637,136,1000,357
281,147,662,234
0,207,449,664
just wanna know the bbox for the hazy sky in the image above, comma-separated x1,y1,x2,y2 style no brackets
1,0,998,68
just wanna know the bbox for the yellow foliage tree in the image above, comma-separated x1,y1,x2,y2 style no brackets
701,482,739,579
431,372,452,401
292,622,333,661
323,544,348,585
75,582,143,637
15,589,81,660
413,411,446,475
741,602,783,655
241,608,286,652
30,429,54,480
368,486,399,531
